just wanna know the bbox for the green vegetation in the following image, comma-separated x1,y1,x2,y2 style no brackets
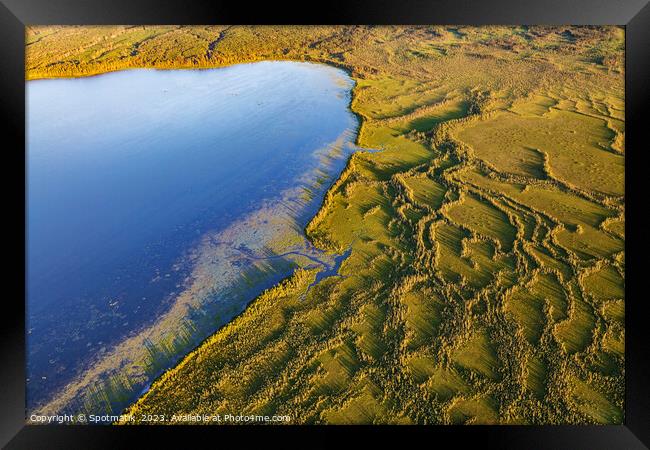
27,25,625,424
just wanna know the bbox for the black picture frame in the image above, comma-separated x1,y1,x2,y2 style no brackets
1,0,648,448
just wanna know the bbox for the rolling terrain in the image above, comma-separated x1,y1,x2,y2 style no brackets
27,25,625,424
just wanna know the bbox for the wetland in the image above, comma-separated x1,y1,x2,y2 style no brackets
27,61,362,415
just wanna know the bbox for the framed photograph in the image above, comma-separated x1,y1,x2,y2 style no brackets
1,0,648,448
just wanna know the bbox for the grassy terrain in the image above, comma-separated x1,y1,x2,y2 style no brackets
26,25,625,424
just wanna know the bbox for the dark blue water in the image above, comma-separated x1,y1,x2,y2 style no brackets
26,62,358,411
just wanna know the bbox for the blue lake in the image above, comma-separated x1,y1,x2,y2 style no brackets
26,62,361,415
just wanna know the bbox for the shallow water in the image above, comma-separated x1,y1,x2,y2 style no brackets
26,62,360,414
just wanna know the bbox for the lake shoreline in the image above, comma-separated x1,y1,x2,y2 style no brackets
27,61,372,419
26,57,370,147
27,25,625,425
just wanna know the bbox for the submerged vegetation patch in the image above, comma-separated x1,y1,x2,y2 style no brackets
27,25,625,424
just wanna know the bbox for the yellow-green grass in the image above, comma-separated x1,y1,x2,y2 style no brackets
400,174,447,210
448,395,500,425
27,25,624,425
582,265,624,303
452,330,501,381
444,193,517,252
400,290,444,351
456,108,624,196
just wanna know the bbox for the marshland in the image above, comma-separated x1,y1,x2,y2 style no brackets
26,25,625,424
